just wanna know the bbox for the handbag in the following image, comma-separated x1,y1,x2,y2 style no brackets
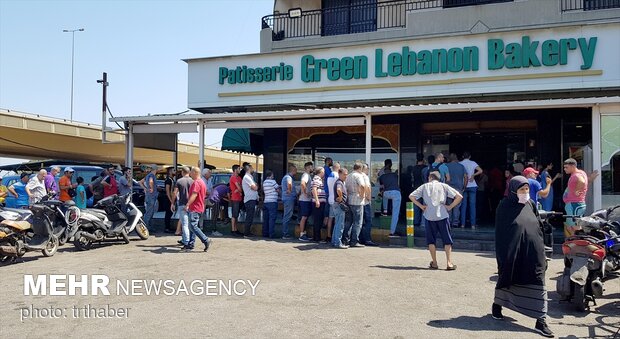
68,188,77,198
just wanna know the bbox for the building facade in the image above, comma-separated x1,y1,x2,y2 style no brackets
118,0,620,213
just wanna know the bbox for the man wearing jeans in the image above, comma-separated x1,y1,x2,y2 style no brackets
361,163,379,246
242,164,259,237
343,162,366,247
172,167,193,246
459,152,482,229
332,168,348,249
281,164,297,239
446,153,466,227
141,164,159,233
379,159,401,236
182,167,212,252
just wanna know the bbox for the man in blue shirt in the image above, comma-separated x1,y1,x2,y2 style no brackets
523,167,552,207
8,173,31,208
431,153,451,183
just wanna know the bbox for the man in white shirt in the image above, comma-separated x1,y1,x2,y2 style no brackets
343,162,366,247
459,151,483,229
410,171,462,270
298,162,314,241
242,165,259,237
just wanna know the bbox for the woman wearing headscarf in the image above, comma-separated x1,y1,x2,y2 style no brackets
492,176,553,338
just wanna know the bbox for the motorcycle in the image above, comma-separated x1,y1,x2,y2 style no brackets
556,215,620,312
65,193,148,251
0,199,66,265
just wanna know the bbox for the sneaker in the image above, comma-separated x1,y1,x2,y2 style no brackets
365,241,379,247
491,303,504,320
181,245,193,252
320,239,328,244
232,230,243,237
351,243,365,248
534,318,554,338
203,239,213,252
299,233,310,241
336,244,349,249
471,225,477,230
177,240,184,245
211,231,223,237
282,234,291,239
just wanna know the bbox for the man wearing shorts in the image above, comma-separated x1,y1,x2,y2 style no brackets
229,165,243,237
410,171,462,270
562,158,588,237
298,162,314,241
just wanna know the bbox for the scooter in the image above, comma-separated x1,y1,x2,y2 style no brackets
0,200,62,265
556,215,620,312
65,193,146,251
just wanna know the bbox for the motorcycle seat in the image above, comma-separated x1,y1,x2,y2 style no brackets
83,209,107,219
1,220,32,231
2,208,32,216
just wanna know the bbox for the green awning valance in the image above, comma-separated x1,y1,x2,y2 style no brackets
221,129,263,155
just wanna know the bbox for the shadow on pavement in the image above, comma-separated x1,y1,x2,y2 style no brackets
426,314,537,335
370,265,429,271
135,244,185,254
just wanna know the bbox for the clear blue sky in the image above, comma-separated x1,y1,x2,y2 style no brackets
0,0,273,157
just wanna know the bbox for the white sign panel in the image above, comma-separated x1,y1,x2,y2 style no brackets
187,24,620,110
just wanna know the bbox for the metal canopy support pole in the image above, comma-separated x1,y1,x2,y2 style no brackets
591,105,602,211
365,113,372,173
125,123,134,169
199,120,205,171
173,133,178,175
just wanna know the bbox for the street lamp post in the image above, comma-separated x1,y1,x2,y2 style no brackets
62,28,84,121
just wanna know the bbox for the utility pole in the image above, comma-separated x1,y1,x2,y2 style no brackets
62,28,84,121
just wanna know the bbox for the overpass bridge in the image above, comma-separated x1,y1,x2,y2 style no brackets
0,108,262,170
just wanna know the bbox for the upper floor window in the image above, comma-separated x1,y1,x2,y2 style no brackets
322,0,378,36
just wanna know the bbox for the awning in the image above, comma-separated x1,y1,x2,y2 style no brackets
221,128,263,155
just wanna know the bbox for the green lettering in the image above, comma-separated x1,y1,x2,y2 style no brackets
447,48,463,72
417,50,432,75
578,37,597,70
327,58,340,81
402,47,416,75
541,40,559,66
488,39,504,70
559,38,577,65
354,56,367,79
341,57,354,80
521,36,541,67
387,52,402,77
505,43,522,69
218,67,228,85
431,48,448,74
463,46,478,71
301,55,314,82
375,49,387,77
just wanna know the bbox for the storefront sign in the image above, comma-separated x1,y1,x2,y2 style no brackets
188,24,619,109
218,36,597,84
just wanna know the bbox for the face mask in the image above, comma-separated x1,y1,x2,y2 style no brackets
517,193,529,204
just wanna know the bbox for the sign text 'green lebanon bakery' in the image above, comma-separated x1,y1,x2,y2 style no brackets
218,36,597,85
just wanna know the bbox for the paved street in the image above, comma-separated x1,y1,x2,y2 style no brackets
0,234,618,338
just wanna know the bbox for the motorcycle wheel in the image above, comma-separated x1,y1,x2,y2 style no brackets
0,255,16,266
58,230,69,246
42,235,59,257
135,220,149,240
74,234,93,251
120,229,130,244
573,284,588,312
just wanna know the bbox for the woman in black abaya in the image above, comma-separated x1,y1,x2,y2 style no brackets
493,176,553,338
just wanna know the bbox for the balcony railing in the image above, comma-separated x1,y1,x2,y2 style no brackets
262,0,442,41
561,0,620,11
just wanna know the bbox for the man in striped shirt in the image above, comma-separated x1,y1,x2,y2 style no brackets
262,170,280,238
311,167,327,242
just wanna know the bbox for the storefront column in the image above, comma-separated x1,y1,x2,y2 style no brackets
365,113,371,172
592,105,602,211
173,133,178,174
199,120,205,171
125,122,134,169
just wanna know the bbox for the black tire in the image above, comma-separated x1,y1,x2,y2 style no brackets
42,235,59,257
58,230,69,246
74,234,93,251
121,229,130,244
134,220,149,240
573,284,588,312
0,255,16,266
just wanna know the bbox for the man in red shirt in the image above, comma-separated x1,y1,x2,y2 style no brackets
183,167,212,252
229,164,243,236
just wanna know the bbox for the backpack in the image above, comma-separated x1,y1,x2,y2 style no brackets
429,163,446,183
84,184,94,200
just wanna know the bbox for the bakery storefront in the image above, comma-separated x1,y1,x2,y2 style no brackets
116,23,620,213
